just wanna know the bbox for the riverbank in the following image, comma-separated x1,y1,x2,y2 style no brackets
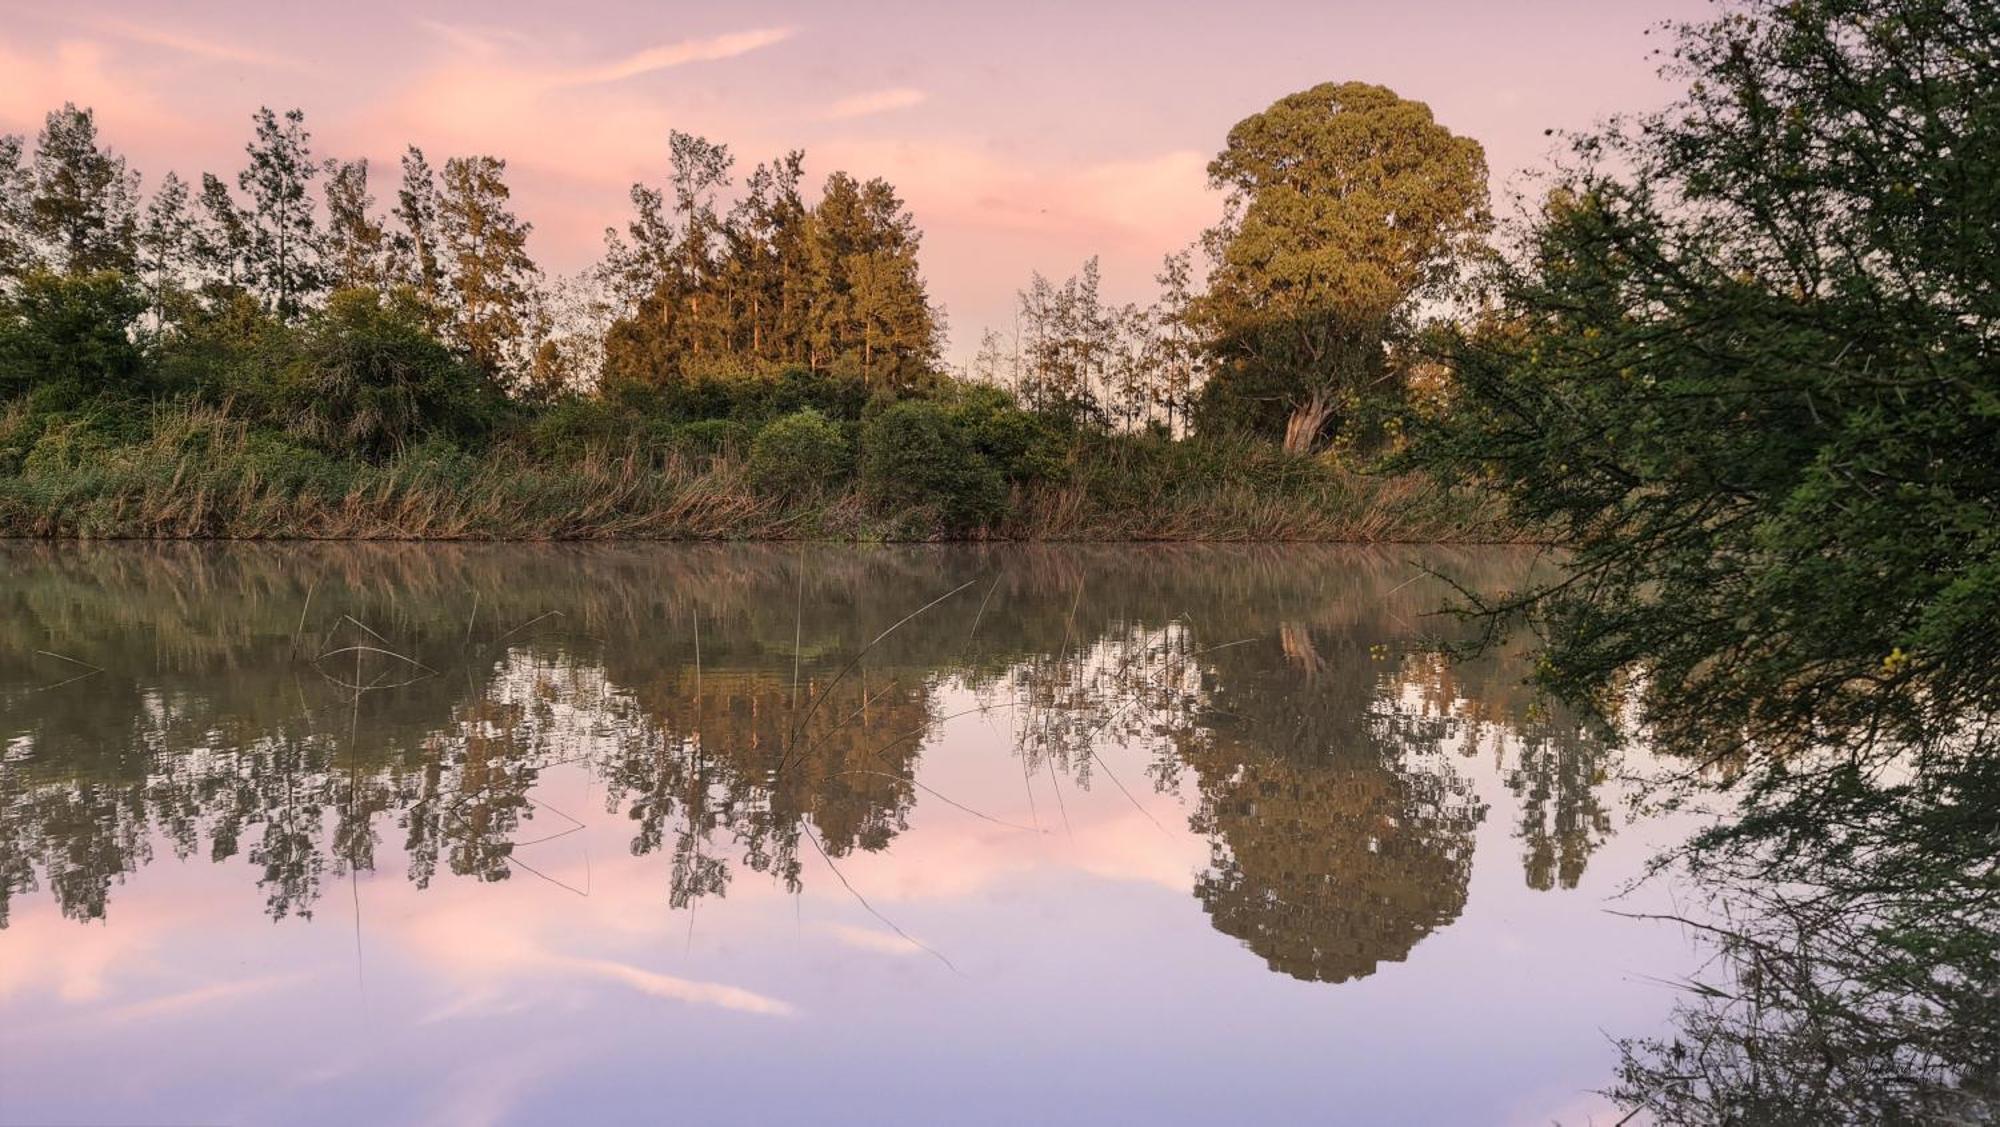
0,402,1505,542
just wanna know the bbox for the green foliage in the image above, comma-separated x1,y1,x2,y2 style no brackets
852,390,1062,535
667,417,755,461
648,365,873,427
1412,0,2000,771
0,269,147,400
150,288,288,399
945,383,1067,486
748,408,851,499
859,399,1007,535
522,395,636,460
1195,81,1489,453
274,287,504,459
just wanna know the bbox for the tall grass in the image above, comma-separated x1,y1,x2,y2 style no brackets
0,402,1513,542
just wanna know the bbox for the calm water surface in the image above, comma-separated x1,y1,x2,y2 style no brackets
0,544,1699,1125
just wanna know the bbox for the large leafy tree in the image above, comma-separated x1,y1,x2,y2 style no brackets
1418,0,1998,776
1194,82,1488,453
0,271,147,399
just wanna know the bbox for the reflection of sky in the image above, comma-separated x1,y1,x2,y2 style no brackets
0,674,1700,1126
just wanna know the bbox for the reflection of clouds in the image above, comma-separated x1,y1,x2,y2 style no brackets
573,958,794,1017
395,856,797,1020
0,910,158,1003
415,1043,578,1127
0,909,301,1037
95,974,301,1025
821,921,924,957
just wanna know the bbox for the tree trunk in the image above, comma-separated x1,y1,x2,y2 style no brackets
1282,390,1335,455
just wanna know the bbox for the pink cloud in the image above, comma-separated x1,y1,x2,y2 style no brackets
819,87,929,121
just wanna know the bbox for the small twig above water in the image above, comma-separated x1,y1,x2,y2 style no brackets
834,769,1046,834
800,820,957,975
777,577,980,776
31,649,103,692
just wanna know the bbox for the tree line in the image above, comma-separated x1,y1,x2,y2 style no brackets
0,104,942,399
1,81,1498,457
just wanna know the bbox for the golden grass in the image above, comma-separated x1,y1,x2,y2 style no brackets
0,403,1517,543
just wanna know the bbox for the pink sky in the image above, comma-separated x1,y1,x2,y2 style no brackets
0,0,1706,361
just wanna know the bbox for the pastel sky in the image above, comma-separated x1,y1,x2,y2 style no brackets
0,0,1707,361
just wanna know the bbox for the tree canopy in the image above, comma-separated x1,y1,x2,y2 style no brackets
1194,82,1489,453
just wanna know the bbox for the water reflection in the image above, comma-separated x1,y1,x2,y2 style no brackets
0,543,1612,988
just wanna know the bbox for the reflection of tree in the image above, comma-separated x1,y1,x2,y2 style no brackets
1612,745,2000,1124
1186,745,1480,983
0,541,1614,968
1172,630,1484,984
1396,650,1613,891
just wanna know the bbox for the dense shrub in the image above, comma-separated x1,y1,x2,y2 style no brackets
859,399,1007,535
618,365,875,428
274,288,505,459
948,384,1067,487
748,409,851,499
667,418,755,461
151,290,291,403
0,270,147,400
522,396,638,461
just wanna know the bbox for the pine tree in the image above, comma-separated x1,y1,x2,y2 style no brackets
765,153,816,367
438,155,538,376
722,159,780,359
1146,249,1203,435
600,181,674,312
0,134,32,280
323,158,386,292
26,103,139,275
390,147,447,327
807,172,938,386
137,171,194,327
599,141,937,389
665,131,733,358
193,173,252,292
237,107,324,318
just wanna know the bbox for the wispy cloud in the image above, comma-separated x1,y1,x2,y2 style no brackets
551,27,796,87
820,86,928,121
88,16,301,69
